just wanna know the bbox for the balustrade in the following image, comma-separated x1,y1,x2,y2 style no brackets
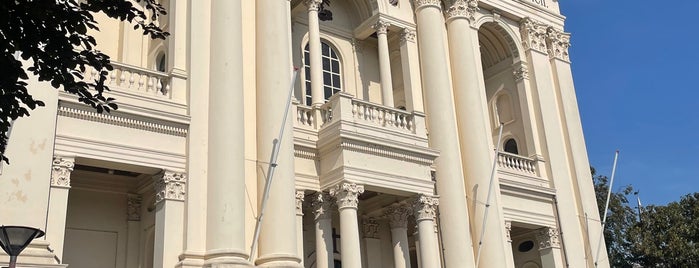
497,151,537,175
87,62,172,98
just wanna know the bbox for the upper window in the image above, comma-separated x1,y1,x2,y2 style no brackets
303,41,341,105
504,138,519,155
156,52,167,73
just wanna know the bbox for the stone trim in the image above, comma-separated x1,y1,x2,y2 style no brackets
330,182,364,210
154,170,187,204
294,145,319,160
51,156,74,188
58,105,187,137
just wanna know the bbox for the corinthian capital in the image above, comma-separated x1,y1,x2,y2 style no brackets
445,0,479,23
311,192,334,220
154,170,187,204
386,204,411,229
400,28,416,45
546,28,571,62
536,227,561,249
127,194,143,221
363,217,380,238
373,19,390,35
412,0,442,11
520,17,549,54
330,182,364,209
413,194,439,221
305,0,323,12
51,156,74,188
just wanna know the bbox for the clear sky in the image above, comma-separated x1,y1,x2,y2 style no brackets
559,1,699,205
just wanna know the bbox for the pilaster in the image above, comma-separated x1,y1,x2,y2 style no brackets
167,0,188,103
399,28,424,112
46,156,74,261
537,227,565,267
126,195,142,268
362,218,382,268
153,171,186,268
373,19,395,107
330,182,364,268
295,190,305,267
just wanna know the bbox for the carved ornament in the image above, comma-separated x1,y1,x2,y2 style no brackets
330,182,365,209
445,0,479,23
296,190,306,216
400,28,416,45
505,221,512,243
373,20,390,35
311,192,334,220
546,28,571,62
154,171,187,203
513,64,529,81
520,18,549,54
127,195,143,221
305,0,323,12
412,0,442,11
413,194,439,221
363,217,380,238
386,204,411,229
51,156,74,188
536,227,561,249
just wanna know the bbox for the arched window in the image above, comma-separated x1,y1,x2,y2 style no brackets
303,41,341,105
155,52,167,73
504,138,519,154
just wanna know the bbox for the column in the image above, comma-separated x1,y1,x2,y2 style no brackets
45,156,74,262
399,28,424,112
306,0,325,106
386,205,411,268
547,28,607,267
413,195,440,268
256,0,301,266
205,0,250,266
412,0,476,267
520,18,586,267
295,190,306,267
153,171,186,268
512,63,548,177
312,192,334,268
330,182,364,268
362,218,382,268
126,195,142,268
536,227,565,268
373,19,394,107
445,1,512,267
167,0,188,103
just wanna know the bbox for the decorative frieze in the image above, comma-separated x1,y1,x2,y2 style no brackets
363,217,380,239
330,182,364,209
400,28,416,45
386,204,411,229
412,0,442,11
520,18,549,54
536,227,561,249
51,156,74,188
546,28,571,62
127,194,143,221
296,190,306,216
513,64,529,81
413,194,439,221
312,192,334,220
305,0,323,11
154,171,187,204
372,19,390,35
445,0,479,23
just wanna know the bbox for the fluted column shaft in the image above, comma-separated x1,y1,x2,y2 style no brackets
413,195,440,268
374,20,394,107
312,193,334,268
330,182,364,268
255,0,301,266
205,1,250,266
445,1,512,267
306,0,324,105
387,205,411,268
412,1,476,267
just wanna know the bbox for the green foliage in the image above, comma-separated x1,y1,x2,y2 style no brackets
0,0,168,164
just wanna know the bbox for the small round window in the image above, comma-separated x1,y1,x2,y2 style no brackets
518,240,535,252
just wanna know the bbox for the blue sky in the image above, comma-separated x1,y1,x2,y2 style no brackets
559,2,699,205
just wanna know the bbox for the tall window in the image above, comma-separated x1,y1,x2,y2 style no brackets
303,41,341,105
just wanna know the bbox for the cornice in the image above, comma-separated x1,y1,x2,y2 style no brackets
58,105,188,137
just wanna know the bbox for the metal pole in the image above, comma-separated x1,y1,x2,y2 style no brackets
9,255,16,268
475,122,504,267
249,68,300,262
594,150,619,267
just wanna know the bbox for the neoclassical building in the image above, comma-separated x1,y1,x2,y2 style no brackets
0,0,609,267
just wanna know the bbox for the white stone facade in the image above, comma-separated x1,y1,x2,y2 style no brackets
0,0,609,267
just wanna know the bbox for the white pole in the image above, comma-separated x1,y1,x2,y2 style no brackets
249,68,300,262
594,150,620,267
475,123,504,267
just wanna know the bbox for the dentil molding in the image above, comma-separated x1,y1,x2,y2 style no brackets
445,0,479,23
58,105,188,137
51,156,75,188
154,170,187,203
330,182,365,209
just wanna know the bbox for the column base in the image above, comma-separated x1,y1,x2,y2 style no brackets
254,253,302,268
202,249,252,268
177,251,206,268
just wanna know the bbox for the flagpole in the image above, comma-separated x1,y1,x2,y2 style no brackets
475,122,504,267
249,68,300,262
594,150,620,267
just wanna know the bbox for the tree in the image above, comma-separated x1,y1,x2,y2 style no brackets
592,167,638,268
0,0,169,164
629,193,699,267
